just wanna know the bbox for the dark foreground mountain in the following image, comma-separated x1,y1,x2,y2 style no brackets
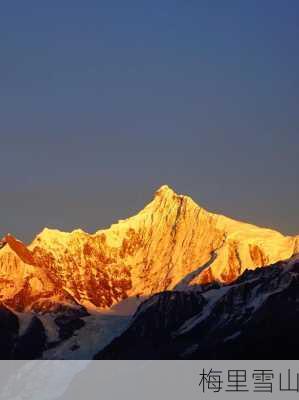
0,303,88,359
95,254,299,359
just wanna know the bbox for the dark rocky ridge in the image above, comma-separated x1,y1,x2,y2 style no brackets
0,303,88,359
95,255,299,359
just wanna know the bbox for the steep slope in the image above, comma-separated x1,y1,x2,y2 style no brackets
0,234,84,313
95,254,299,360
1,185,298,311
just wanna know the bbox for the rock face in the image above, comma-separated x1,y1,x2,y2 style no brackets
0,185,298,311
95,255,299,360
0,234,85,313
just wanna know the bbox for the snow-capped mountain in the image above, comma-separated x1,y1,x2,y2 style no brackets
1,185,298,309
95,254,299,359
0,185,298,359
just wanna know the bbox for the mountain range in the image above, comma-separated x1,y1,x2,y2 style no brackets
0,185,298,359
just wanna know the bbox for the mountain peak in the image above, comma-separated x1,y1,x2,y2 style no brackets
0,186,297,313
153,184,190,204
1,233,35,265
155,184,177,197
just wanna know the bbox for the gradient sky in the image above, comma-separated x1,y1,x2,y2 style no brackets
1,1,298,243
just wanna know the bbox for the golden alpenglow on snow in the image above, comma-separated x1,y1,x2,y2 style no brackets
0,185,298,311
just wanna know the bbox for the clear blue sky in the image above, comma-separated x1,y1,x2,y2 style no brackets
1,1,298,242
